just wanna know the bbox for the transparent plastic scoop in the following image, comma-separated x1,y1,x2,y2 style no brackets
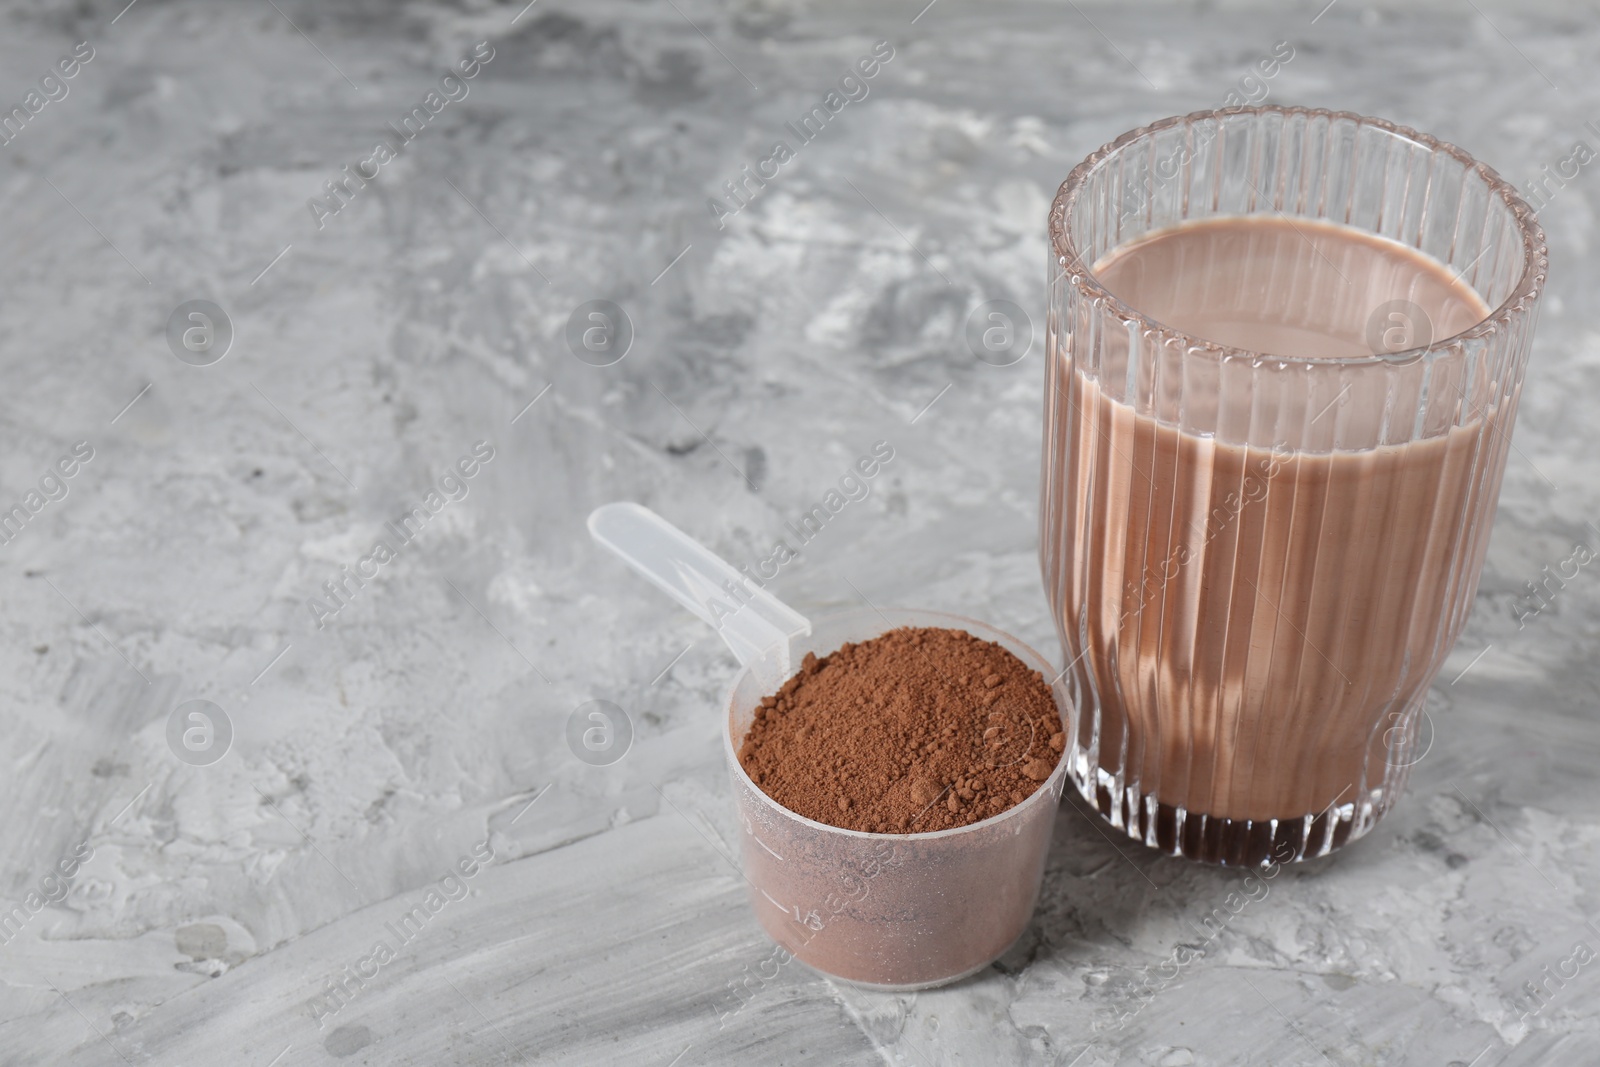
586,502,811,694
588,501,1070,990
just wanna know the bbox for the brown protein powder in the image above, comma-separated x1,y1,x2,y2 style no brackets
737,626,1064,833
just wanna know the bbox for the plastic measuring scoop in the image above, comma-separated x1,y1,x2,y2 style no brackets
586,501,811,695
588,501,1070,990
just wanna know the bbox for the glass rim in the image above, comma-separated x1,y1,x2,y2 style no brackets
1048,105,1549,368
720,606,1071,843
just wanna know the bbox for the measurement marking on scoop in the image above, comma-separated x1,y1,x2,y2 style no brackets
752,835,784,862
758,888,789,913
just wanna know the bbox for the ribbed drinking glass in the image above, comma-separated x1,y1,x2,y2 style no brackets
1042,107,1546,866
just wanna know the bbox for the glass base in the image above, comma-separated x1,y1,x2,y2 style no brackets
1068,748,1395,867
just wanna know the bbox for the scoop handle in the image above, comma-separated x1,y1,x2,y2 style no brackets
587,503,811,688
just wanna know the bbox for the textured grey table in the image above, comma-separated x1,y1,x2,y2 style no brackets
2,1,1597,1064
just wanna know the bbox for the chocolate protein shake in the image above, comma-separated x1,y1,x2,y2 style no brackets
1043,205,1527,865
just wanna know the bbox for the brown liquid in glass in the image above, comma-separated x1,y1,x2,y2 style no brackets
1047,216,1495,864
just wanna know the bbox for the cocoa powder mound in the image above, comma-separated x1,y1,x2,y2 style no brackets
737,626,1064,833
